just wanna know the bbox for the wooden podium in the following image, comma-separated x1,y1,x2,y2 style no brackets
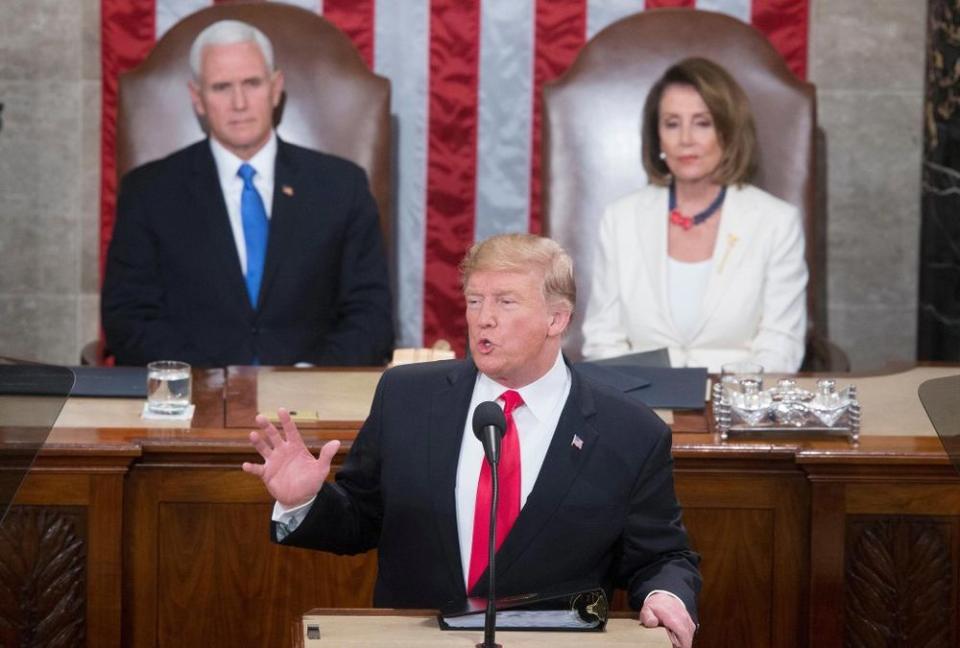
299,610,671,647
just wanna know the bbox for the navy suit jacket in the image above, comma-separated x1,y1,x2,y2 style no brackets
102,138,393,367
277,359,701,618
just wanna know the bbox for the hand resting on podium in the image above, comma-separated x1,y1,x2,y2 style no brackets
641,592,696,648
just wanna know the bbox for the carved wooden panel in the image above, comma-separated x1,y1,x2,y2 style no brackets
155,502,377,647
0,506,86,648
845,516,957,648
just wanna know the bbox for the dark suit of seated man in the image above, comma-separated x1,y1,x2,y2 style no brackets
101,19,393,367
243,234,701,648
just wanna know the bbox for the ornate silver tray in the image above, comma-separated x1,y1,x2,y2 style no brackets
712,377,861,443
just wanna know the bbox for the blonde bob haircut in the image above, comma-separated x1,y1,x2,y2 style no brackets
642,57,758,187
460,233,576,313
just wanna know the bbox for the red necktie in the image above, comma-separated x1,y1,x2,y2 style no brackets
467,390,523,592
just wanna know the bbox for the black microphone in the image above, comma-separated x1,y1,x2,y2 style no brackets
473,401,507,466
471,401,507,648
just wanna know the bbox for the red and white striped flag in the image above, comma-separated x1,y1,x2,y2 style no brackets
101,0,809,356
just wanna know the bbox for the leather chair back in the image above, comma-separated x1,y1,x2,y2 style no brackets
117,2,392,244
542,8,816,359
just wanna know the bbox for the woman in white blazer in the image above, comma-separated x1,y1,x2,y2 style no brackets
582,58,807,373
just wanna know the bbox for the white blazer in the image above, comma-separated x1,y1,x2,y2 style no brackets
581,183,808,373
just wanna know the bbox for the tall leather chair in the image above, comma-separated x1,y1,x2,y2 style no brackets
84,3,392,366
542,8,844,370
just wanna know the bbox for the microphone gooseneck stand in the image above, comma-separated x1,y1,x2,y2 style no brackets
479,452,501,648
472,401,507,648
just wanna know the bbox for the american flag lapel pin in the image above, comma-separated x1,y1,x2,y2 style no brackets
571,434,584,450
281,185,294,197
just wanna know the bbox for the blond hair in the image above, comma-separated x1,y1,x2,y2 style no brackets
642,57,758,186
460,234,576,312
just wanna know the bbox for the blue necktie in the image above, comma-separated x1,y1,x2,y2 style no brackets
238,163,269,308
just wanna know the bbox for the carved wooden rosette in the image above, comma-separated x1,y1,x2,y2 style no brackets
0,507,86,647
845,516,955,648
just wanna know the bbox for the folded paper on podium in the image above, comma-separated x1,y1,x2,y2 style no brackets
574,361,708,410
67,365,146,398
0,360,74,526
300,610,671,647
439,583,608,631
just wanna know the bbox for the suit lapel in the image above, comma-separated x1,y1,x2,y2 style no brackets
692,185,758,337
257,139,300,311
636,186,676,333
427,362,478,597
489,366,598,583
187,143,250,313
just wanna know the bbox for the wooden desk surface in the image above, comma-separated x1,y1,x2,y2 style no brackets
300,610,671,647
223,365,707,433
51,367,225,431
35,365,959,465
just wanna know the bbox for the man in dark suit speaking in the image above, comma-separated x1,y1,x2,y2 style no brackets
243,234,700,647
101,20,393,367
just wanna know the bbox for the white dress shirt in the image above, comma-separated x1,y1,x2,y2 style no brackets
454,351,571,587
208,132,277,274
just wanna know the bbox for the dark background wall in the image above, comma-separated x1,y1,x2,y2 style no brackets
918,0,960,361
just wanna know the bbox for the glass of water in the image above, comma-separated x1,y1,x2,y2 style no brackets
146,361,192,415
720,361,764,407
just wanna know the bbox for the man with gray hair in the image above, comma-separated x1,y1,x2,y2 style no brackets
102,19,393,367
244,233,700,648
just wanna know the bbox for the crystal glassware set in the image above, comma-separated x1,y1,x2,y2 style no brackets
713,375,861,443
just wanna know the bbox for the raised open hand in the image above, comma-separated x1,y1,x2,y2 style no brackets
241,407,341,508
